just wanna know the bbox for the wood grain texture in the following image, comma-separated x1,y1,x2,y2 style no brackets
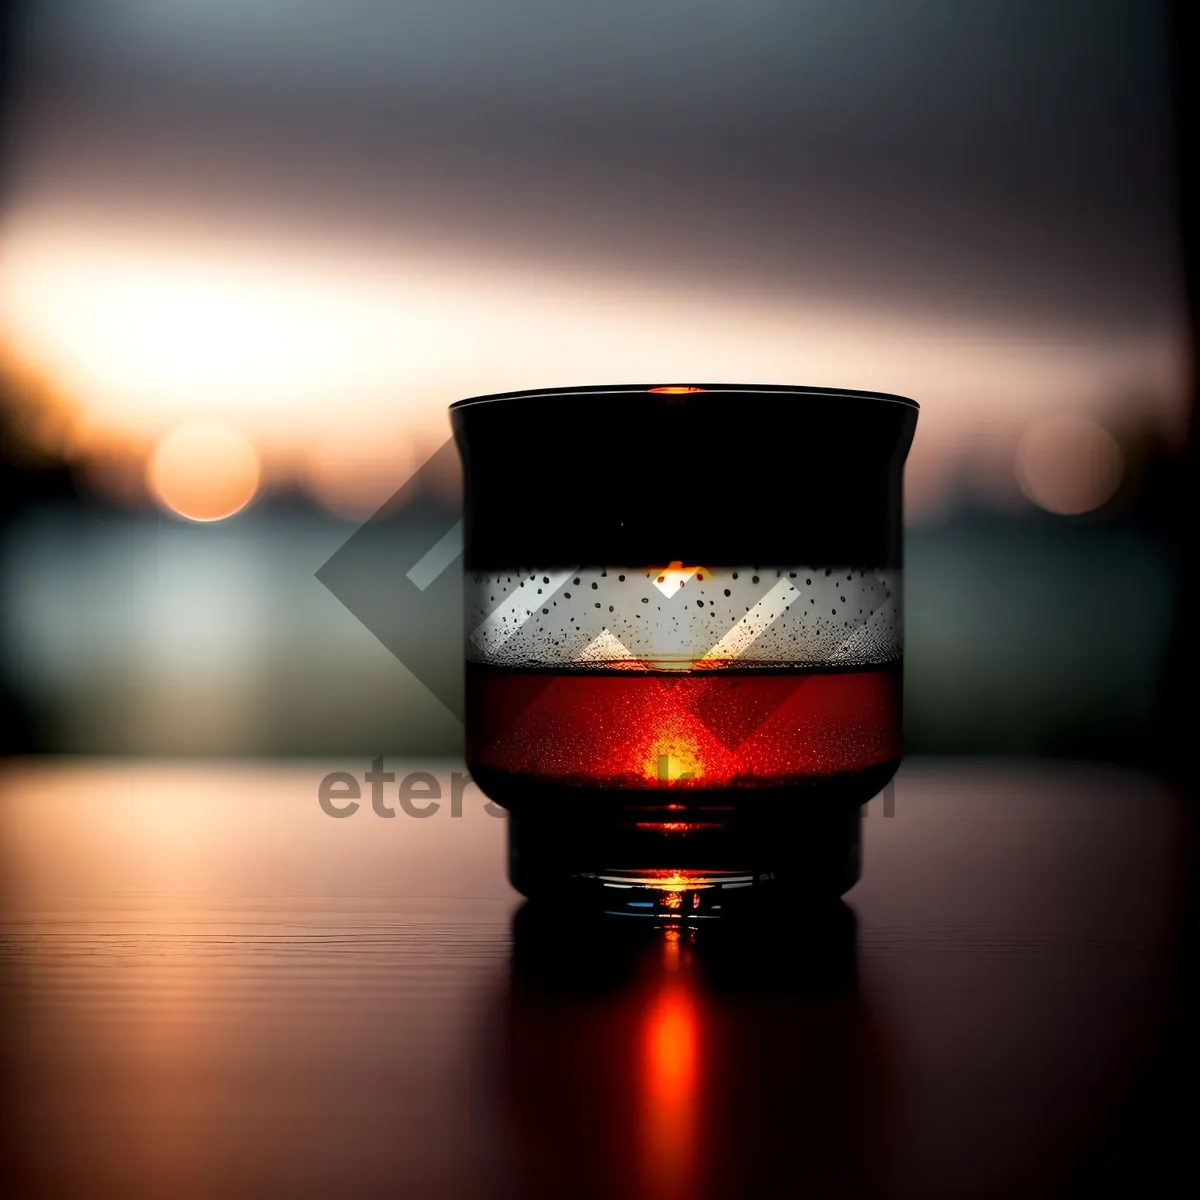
0,760,1188,1199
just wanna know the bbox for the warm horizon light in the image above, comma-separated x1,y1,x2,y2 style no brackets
1015,415,1124,515
0,203,1186,519
147,422,261,522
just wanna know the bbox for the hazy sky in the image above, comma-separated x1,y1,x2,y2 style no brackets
0,1,1186,516
8,0,1180,332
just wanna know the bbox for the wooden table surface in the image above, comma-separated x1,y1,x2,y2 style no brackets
0,761,1191,1199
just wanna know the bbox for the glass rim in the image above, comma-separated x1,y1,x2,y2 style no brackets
450,383,919,412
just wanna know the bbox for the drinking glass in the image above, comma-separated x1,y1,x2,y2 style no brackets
452,384,918,914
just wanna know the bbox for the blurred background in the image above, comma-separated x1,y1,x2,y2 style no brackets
0,0,1193,762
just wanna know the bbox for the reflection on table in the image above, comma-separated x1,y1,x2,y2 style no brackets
0,761,1187,1198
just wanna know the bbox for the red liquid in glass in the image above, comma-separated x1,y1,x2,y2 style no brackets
466,660,902,792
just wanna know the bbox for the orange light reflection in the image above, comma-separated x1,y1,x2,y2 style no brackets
633,822,723,833
641,736,705,785
639,941,702,1200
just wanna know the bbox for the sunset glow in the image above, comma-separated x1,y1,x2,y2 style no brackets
1,203,1184,519
147,422,261,522
1015,415,1124,515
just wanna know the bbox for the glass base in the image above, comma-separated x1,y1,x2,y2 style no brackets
507,799,864,917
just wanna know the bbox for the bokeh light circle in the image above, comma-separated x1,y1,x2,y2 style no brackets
1015,415,1123,515
147,422,261,521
